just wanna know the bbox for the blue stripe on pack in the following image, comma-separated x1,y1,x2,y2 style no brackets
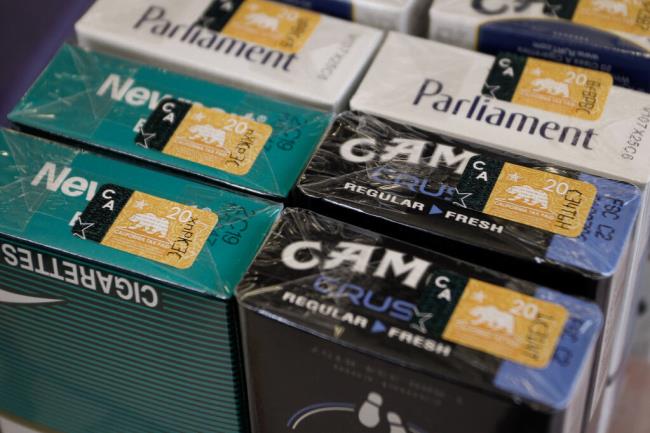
493,287,603,410
546,174,640,277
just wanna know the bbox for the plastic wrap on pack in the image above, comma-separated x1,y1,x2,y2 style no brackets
0,128,281,433
9,44,333,199
297,111,642,419
298,111,640,292
350,34,650,414
237,208,603,433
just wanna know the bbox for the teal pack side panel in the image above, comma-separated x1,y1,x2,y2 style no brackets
0,237,246,433
9,44,332,198
0,129,282,299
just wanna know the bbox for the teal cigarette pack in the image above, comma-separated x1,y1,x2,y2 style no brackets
0,129,282,433
9,44,332,198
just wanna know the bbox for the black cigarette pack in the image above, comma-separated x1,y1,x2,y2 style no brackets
237,209,603,433
296,112,640,299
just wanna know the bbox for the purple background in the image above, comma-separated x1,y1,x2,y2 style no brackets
0,0,94,125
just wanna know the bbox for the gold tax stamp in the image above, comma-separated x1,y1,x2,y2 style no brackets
165,104,272,176
222,0,321,54
512,57,612,121
572,0,650,37
442,279,568,369
101,191,218,269
482,163,596,237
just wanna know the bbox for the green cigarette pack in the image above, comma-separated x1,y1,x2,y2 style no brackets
0,129,282,433
9,44,332,198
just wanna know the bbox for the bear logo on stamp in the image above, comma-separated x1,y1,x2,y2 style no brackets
245,11,280,30
506,185,549,209
531,77,570,97
128,212,170,238
187,123,230,157
469,305,516,335
592,0,628,16
442,279,568,368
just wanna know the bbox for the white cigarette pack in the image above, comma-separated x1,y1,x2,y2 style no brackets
352,33,650,186
75,0,383,111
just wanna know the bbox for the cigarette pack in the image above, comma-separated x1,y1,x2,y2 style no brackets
75,0,383,111
351,33,650,186
428,0,650,92
9,44,332,199
296,112,640,422
350,34,650,415
0,129,282,433
298,112,639,295
237,208,603,433
276,0,432,34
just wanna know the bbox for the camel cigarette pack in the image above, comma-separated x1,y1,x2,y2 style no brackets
0,129,282,433
74,0,383,111
298,112,640,295
9,44,332,199
296,112,639,420
237,209,603,433
276,0,432,34
428,0,650,92
350,35,650,414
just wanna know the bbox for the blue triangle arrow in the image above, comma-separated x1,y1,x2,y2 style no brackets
371,320,387,334
429,204,443,215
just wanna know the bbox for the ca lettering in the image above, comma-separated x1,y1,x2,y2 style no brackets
101,188,116,211
499,57,515,77
162,101,176,124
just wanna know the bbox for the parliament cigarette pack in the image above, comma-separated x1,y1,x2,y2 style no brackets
75,0,383,110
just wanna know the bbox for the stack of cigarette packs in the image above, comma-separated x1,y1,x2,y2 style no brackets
1,1,649,432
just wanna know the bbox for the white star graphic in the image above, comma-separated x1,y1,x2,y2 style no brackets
137,127,156,149
531,67,543,76
134,200,148,210
73,218,95,240
483,83,501,98
410,307,434,334
192,112,206,122
507,172,521,182
452,189,473,208
471,290,486,303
